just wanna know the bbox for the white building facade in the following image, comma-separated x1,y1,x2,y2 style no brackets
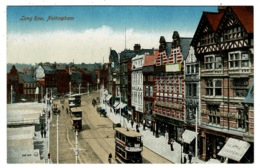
131,54,145,124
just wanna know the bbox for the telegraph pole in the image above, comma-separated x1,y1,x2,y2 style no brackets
10,85,13,104
57,113,59,163
75,130,79,164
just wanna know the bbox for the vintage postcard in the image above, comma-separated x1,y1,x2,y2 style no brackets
4,0,256,165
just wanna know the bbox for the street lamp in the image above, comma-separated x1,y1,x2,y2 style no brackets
87,82,89,95
78,83,81,95
181,136,183,164
56,112,59,164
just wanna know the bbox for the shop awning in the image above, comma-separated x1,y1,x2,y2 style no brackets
106,94,112,101
113,101,119,108
120,103,127,109
218,138,251,162
115,102,124,110
182,130,198,144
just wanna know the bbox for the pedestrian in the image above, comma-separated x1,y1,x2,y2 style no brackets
41,130,44,138
143,119,146,130
41,123,44,130
188,151,192,163
108,153,112,163
170,139,174,151
183,155,187,164
43,130,46,138
131,120,134,128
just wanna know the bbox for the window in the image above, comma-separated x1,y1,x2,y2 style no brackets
145,86,149,96
195,64,199,73
160,54,163,65
186,83,198,97
206,79,222,96
237,109,247,130
207,104,220,125
224,26,243,41
229,52,250,69
205,55,222,70
174,51,177,63
187,65,190,74
149,86,153,97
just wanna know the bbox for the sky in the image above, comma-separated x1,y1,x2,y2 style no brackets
6,5,219,64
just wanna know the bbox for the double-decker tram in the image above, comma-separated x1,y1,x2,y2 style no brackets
114,127,143,163
70,107,82,131
68,94,81,111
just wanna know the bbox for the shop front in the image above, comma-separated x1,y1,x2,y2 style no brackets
154,114,184,143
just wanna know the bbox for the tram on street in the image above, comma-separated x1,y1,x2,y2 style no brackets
114,127,143,163
68,94,81,111
70,107,82,131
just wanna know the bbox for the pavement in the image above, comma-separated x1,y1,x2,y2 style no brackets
34,91,221,164
33,113,53,164
101,101,221,164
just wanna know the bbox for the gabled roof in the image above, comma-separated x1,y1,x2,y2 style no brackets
230,6,253,33
56,64,67,70
191,11,222,46
180,38,192,60
42,65,55,74
204,12,224,31
19,73,36,83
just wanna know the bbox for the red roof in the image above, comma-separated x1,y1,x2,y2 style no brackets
230,6,253,33
144,50,160,67
204,12,224,31
37,80,45,86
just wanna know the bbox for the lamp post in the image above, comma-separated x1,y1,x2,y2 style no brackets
119,90,122,125
10,85,13,104
69,81,71,98
195,107,198,158
57,112,59,164
75,129,79,164
181,137,183,164
87,82,89,95
78,83,81,95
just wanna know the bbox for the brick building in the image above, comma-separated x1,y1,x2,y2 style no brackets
191,6,254,162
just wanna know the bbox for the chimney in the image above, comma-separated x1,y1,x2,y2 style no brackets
134,44,141,51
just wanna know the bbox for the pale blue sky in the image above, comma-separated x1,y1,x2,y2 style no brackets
7,6,217,33
7,6,218,64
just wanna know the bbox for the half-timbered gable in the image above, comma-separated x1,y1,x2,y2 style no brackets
217,6,253,51
191,12,224,57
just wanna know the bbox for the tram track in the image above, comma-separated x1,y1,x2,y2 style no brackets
76,93,116,163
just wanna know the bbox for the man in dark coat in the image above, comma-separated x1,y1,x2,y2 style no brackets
188,151,192,163
183,155,187,163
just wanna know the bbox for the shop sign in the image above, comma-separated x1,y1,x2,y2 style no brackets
165,64,181,72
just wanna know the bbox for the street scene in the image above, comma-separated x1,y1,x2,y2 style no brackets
6,5,254,164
